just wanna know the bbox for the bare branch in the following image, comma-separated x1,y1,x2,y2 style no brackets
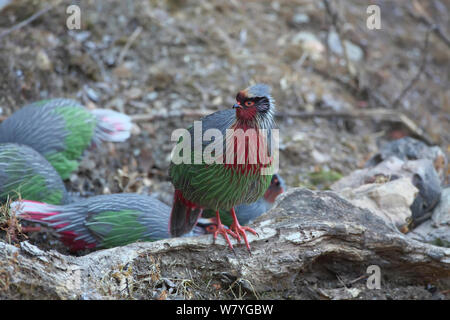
406,1,450,49
130,107,433,144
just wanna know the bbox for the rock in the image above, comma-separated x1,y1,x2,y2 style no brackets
105,98,125,113
69,50,101,81
366,137,447,183
407,188,450,246
68,30,91,43
292,13,310,25
327,30,364,62
36,49,52,71
124,87,143,100
321,93,353,112
145,92,158,101
318,287,361,300
113,63,133,79
1,188,449,299
84,85,100,102
432,187,450,226
338,177,418,230
332,157,442,229
406,160,442,224
311,149,331,164
291,31,325,61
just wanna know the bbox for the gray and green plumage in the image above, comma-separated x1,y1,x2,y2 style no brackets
0,143,69,204
0,99,132,179
168,84,276,249
13,193,180,252
202,173,285,227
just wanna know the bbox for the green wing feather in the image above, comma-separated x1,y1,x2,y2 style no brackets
86,210,156,248
0,145,65,204
44,106,96,179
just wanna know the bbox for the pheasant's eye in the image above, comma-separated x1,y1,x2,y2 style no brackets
206,225,217,233
244,100,255,107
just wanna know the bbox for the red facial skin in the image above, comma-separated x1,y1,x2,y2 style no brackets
264,176,284,203
235,103,258,121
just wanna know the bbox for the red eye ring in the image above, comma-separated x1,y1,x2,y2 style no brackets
244,101,255,107
206,225,217,233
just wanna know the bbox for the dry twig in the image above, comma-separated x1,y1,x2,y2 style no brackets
117,26,143,65
406,0,450,49
0,4,54,40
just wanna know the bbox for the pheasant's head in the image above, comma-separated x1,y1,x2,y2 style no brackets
196,217,219,235
233,84,275,122
264,173,285,203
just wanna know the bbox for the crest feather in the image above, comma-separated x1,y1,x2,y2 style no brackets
246,84,271,98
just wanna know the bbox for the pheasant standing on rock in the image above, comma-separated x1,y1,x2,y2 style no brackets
169,84,277,251
0,99,132,179
0,143,69,205
12,193,196,252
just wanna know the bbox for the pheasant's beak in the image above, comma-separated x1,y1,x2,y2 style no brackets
233,103,242,109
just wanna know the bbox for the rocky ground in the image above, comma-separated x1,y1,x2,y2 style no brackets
0,0,449,299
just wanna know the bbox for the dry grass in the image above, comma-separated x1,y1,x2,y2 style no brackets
0,196,27,245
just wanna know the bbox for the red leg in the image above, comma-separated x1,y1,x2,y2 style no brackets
213,210,238,250
229,207,258,251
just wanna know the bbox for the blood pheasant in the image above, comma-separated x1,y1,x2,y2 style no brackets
169,84,276,250
0,98,132,179
0,143,69,205
13,193,184,252
201,173,285,229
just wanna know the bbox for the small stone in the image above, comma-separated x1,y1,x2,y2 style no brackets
36,50,52,71
145,92,158,101
211,96,223,106
84,86,100,102
128,100,148,109
292,13,310,24
311,149,331,164
106,98,125,113
328,30,363,62
69,30,91,42
125,87,142,100
113,63,132,78
130,123,141,136
292,31,325,61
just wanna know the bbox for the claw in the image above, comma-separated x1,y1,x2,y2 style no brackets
229,207,257,252
213,225,235,250
212,210,238,250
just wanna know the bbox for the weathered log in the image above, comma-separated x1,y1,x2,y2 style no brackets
1,188,449,299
